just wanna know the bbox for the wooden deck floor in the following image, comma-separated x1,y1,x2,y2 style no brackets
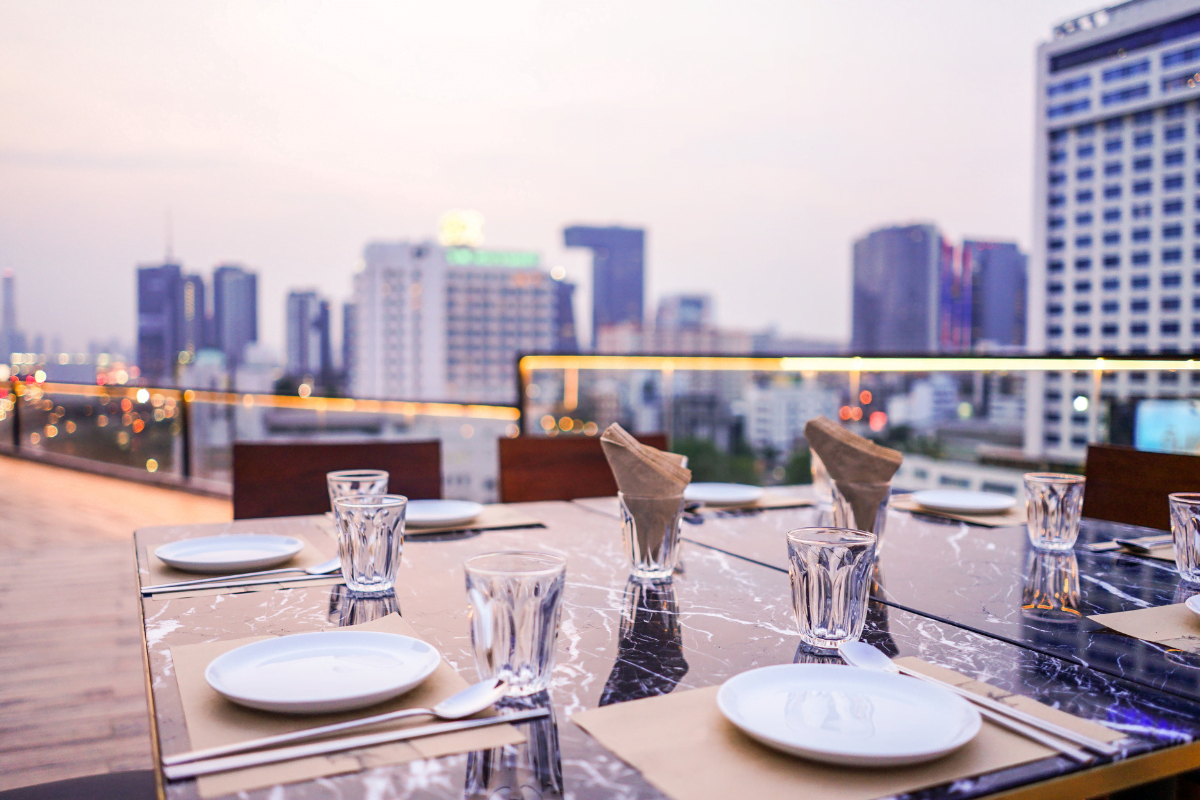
0,455,230,791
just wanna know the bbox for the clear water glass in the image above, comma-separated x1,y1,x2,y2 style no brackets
786,527,876,651
1020,550,1081,623
326,469,389,510
618,493,685,580
1024,473,1085,551
1170,493,1200,583
465,551,567,696
331,494,406,593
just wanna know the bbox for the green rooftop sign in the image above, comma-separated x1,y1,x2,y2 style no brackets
445,248,540,268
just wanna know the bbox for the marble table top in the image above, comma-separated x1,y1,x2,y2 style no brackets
136,501,1200,800
677,500,1200,706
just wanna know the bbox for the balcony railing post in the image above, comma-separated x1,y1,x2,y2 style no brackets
180,390,192,480
10,377,20,450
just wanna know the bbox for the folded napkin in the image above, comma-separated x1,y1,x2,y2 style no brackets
600,423,691,497
804,417,902,534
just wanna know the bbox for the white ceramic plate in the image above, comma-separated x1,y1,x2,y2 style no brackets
205,630,441,714
684,482,765,506
717,664,981,767
406,499,485,529
1186,595,1200,618
911,489,1016,515
155,534,305,574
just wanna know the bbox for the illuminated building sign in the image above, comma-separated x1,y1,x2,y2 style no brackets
445,248,540,268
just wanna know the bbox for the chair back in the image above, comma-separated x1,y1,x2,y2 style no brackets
232,440,442,519
498,433,669,503
1083,444,1200,531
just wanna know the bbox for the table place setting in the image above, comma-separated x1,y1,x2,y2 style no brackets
165,613,530,797
316,500,545,538
805,416,901,538
684,481,816,512
890,490,1027,528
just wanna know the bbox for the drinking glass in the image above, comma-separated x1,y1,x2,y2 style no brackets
465,551,567,696
810,451,832,505
1021,550,1081,623
786,527,876,651
326,469,389,510
618,493,685,580
1024,473,1085,551
1170,493,1200,582
331,494,407,593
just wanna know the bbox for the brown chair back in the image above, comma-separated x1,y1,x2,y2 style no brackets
498,433,669,503
1083,444,1200,531
232,440,442,519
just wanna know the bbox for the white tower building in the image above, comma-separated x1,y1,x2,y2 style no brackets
1029,0,1200,461
351,241,555,403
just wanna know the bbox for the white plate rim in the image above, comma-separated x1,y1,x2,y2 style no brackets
154,534,305,574
911,489,1016,515
405,499,485,528
1186,595,1200,618
205,630,441,714
685,482,766,506
716,664,981,766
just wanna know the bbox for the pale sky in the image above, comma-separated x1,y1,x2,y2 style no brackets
0,0,1097,355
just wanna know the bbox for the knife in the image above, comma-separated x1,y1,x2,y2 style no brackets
142,573,342,596
163,708,548,780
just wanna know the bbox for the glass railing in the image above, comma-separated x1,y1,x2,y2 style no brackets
515,354,1200,494
0,379,519,501
3,353,1199,501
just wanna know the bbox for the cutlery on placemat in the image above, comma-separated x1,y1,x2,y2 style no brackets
839,642,1117,761
163,678,508,766
141,558,342,595
164,708,549,780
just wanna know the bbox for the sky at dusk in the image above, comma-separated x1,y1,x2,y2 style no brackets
0,1,1097,355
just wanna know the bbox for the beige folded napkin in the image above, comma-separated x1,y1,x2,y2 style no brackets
805,417,902,534
1090,603,1200,652
170,613,524,798
600,423,691,496
571,657,1123,800
890,496,1028,528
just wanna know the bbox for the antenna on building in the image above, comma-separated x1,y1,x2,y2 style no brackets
165,206,174,262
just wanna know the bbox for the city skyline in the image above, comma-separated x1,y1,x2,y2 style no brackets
0,1,1096,354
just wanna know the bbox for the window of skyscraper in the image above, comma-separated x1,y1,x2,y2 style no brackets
1164,174,1185,190
1050,99,1091,118
1134,156,1153,171
1132,322,1150,335
1166,103,1187,119
1050,193,1066,207
1105,117,1125,131
1049,282,1065,294
1165,150,1186,166
1166,125,1186,142
1102,323,1119,336
1132,203,1152,217
1133,228,1152,241
1048,303,1064,316
1075,257,1092,270
1104,184,1121,198
1102,300,1119,313
1103,278,1120,290
1103,231,1120,244
1164,248,1183,263
1074,302,1091,314
1135,110,1155,125
1165,199,1184,214
1133,252,1151,265
1104,208,1122,221
1048,326,1064,337
1164,272,1183,287
1049,260,1065,273
1077,189,1094,202
1165,43,1200,68
1105,161,1123,176
1078,166,1095,180
1132,299,1150,312
1104,59,1151,82
1074,324,1091,336
1163,297,1182,310
1164,223,1184,238
1076,235,1093,247
1103,139,1122,154
1075,212,1092,225
1134,131,1154,147
1132,275,1151,288
1133,180,1152,195
1103,255,1121,268
1074,279,1092,292
1163,321,1181,334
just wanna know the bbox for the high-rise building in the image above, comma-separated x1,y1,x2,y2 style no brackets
1,269,24,359
1029,0,1200,460
552,278,578,353
286,290,332,379
964,240,1027,350
342,301,357,382
657,294,714,330
351,242,555,403
181,273,209,358
212,264,258,371
851,224,944,354
563,225,645,332
137,262,184,383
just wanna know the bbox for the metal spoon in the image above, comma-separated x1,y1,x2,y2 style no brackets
838,641,1110,761
141,557,343,592
162,677,509,767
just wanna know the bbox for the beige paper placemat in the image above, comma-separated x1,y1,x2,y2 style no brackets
891,496,1027,528
1090,603,1200,653
571,657,1122,800
170,613,524,798
143,522,341,598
